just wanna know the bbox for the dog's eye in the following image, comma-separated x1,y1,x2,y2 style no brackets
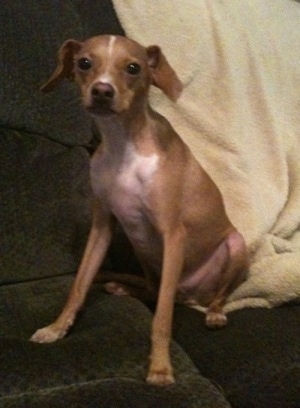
126,63,141,75
77,58,92,71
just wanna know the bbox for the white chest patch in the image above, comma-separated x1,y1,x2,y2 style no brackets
109,146,160,252
91,142,162,266
118,148,158,192
111,146,159,215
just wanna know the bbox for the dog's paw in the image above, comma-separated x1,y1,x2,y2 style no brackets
30,325,66,343
103,281,130,296
146,367,175,386
205,312,227,329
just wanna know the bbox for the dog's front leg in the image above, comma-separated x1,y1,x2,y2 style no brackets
30,200,113,343
147,226,185,386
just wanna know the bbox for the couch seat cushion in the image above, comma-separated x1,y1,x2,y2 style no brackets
173,303,300,408
0,276,230,407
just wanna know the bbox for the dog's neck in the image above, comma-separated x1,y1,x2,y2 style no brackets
92,104,161,158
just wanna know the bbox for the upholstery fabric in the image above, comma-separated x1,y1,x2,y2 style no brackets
0,277,230,408
0,128,91,284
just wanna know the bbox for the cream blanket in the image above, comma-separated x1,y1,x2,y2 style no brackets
112,0,300,311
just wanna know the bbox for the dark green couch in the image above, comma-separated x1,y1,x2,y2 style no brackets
1,2,299,407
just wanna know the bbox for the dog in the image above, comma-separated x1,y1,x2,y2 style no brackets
30,35,248,386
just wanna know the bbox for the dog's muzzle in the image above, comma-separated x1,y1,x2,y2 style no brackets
87,82,116,115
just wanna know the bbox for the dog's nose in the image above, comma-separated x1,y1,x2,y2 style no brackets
91,82,115,100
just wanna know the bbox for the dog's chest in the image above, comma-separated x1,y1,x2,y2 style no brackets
92,145,160,244
111,149,159,220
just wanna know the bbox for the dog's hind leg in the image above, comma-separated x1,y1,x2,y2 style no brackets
205,231,248,328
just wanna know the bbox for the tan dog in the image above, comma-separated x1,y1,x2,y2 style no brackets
30,35,248,386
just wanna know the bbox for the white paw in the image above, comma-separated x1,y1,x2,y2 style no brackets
146,366,175,386
147,371,175,386
30,325,66,343
205,312,227,329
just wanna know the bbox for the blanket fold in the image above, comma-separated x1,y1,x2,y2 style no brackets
112,0,300,310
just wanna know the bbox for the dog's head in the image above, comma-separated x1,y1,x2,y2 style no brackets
41,35,182,116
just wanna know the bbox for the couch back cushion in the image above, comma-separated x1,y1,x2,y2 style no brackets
0,128,92,284
0,1,123,283
0,0,123,146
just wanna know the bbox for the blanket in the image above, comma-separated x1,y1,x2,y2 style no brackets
112,0,300,311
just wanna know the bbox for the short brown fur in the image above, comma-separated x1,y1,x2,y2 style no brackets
31,35,248,386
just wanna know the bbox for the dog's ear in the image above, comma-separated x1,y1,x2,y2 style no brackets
147,46,183,101
40,40,81,92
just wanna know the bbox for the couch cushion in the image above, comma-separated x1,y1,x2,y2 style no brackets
0,0,123,146
0,276,230,408
0,128,91,284
173,304,300,408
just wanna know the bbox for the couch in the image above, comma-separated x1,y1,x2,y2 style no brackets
1,1,299,407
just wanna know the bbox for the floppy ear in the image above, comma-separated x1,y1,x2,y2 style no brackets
40,40,81,92
147,46,183,101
